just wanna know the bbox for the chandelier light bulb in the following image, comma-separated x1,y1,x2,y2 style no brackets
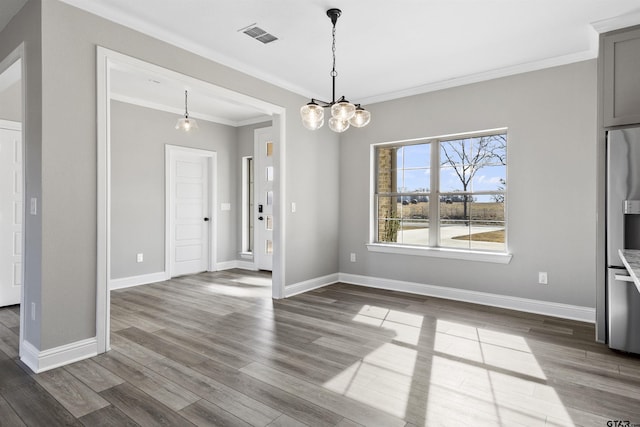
331,101,356,121
302,117,324,130
175,116,198,131
328,117,350,133
348,107,371,128
176,90,198,132
300,102,325,129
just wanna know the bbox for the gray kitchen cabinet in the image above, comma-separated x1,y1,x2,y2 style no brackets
603,26,640,127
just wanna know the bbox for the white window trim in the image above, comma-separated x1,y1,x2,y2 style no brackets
366,243,512,264
369,129,511,263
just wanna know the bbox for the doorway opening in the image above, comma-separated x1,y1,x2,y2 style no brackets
0,47,24,359
96,47,286,353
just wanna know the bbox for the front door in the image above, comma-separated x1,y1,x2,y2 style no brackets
0,122,22,307
168,147,212,277
254,127,274,271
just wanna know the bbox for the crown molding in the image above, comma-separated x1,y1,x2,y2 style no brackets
359,49,597,106
592,11,640,34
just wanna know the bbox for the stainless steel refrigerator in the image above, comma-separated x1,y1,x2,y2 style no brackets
606,126,640,354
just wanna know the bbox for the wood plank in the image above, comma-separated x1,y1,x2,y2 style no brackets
78,405,139,427
0,322,18,359
109,333,167,366
0,377,82,426
32,367,111,418
99,382,195,426
63,358,125,392
191,358,344,427
179,399,252,427
114,327,209,366
0,307,19,329
94,349,200,412
240,362,406,427
146,357,282,426
0,393,26,426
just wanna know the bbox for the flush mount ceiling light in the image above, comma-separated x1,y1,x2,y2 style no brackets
175,90,198,132
300,8,371,133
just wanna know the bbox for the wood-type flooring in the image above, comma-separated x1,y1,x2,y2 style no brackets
1,269,640,426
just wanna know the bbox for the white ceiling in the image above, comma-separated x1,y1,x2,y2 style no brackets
2,0,640,125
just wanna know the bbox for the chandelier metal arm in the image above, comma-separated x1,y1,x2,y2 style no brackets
308,96,348,108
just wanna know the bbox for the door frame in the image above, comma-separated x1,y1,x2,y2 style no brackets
165,145,217,277
0,119,23,306
96,47,287,353
0,44,25,360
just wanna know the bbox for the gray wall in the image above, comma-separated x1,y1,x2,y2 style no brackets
110,100,239,279
0,81,22,121
0,0,42,348
3,0,340,351
339,60,598,308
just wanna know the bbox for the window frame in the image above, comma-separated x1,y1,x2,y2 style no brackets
369,129,512,264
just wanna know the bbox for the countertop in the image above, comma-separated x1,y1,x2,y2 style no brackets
618,249,640,294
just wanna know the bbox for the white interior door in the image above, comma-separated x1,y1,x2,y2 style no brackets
169,148,212,277
255,127,274,271
0,123,22,307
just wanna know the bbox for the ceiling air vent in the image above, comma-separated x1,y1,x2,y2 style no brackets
239,24,278,44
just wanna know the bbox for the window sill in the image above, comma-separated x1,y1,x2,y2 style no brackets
366,243,512,264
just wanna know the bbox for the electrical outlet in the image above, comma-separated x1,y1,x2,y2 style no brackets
350,253,357,262
538,272,548,285
136,253,144,263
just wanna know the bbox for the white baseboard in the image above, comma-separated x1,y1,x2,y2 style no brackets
216,260,258,271
21,337,98,373
285,273,340,297
110,272,168,291
338,273,595,323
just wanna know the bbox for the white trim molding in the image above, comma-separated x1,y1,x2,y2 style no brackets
110,272,168,291
284,273,340,298
337,273,595,323
367,244,512,264
592,11,640,34
216,260,258,271
21,338,98,374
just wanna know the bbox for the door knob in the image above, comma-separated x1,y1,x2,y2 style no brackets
258,216,264,221
204,217,210,221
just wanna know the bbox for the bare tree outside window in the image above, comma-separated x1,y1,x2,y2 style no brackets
440,134,506,221
374,131,507,252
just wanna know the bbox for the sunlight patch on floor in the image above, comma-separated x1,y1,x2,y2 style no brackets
321,310,575,425
323,343,418,418
206,283,269,297
230,276,272,287
435,319,547,380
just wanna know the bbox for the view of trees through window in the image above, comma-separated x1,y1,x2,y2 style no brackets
376,132,507,252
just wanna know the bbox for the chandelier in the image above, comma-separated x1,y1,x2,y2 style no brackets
300,8,371,133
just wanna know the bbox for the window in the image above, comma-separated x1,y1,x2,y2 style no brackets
241,156,254,254
374,130,507,254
